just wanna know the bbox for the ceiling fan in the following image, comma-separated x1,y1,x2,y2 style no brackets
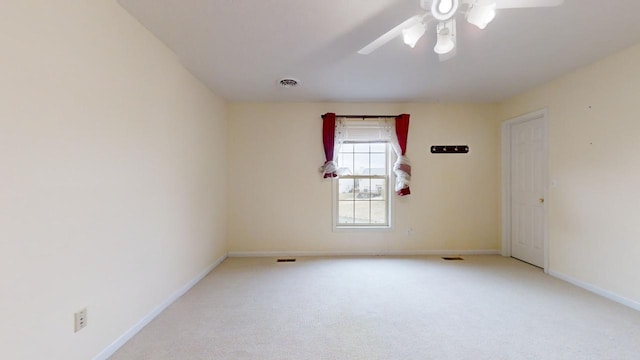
358,0,564,59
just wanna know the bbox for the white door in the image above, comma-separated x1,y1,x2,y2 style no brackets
510,116,546,268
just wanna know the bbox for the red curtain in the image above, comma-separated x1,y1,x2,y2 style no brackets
321,113,337,178
395,114,411,195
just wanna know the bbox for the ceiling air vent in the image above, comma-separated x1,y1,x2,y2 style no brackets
279,78,299,89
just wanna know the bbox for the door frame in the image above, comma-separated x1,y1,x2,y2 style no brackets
501,108,549,273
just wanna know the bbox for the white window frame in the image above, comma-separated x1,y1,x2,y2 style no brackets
332,141,393,231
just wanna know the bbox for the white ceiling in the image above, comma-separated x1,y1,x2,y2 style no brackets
118,0,640,102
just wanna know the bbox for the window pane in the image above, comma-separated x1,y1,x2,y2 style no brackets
370,153,386,175
354,201,370,224
354,154,369,175
338,153,354,175
340,143,353,152
370,201,387,224
338,179,355,200
371,179,386,199
370,143,386,152
355,178,371,200
353,143,369,152
338,201,354,224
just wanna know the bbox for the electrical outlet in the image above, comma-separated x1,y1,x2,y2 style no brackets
74,308,87,332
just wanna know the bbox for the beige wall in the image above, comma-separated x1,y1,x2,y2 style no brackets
0,1,227,359
228,102,502,254
500,43,640,304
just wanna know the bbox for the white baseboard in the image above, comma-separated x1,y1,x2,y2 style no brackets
93,254,227,360
227,249,500,258
549,270,640,312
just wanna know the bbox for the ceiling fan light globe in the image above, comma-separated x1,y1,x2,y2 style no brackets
467,2,497,29
439,0,453,13
434,19,456,55
431,0,460,21
402,23,426,48
434,37,455,54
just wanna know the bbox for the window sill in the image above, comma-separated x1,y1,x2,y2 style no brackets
333,225,392,232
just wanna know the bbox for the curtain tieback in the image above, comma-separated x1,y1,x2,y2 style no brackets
393,156,411,194
320,160,338,178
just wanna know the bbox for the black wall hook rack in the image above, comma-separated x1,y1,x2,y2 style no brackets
431,145,469,154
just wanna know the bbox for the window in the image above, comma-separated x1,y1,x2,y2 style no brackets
334,141,391,228
321,114,410,229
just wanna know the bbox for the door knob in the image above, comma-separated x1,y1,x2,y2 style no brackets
539,198,545,203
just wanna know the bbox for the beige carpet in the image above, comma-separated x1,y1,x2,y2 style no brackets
111,256,640,359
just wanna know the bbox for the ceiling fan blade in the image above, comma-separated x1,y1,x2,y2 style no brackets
358,15,426,55
495,0,564,9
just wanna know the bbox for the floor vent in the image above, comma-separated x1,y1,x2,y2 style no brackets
277,258,296,263
442,257,464,261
